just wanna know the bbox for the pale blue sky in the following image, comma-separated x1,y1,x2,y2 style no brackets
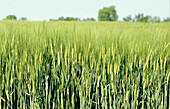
0,0,169,21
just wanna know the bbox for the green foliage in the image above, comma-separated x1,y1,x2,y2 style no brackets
65,17,80,21
21,17,27,21
58,16,65,21
132,13,160,23
57,16,80,21
163,17,170,22
0,21,169,108
123,15,132,22
49,19,58,21
133,13,151,22
98,6,118,21
5,15,17,20
83,18,96,21
51,17,95,22
151,16,160,22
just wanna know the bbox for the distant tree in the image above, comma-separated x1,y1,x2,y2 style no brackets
151,16,160,22
133,13,152,22
65,17,73,21
6,15,17,20
133,13,144,22
123,15,132,22
21,17,27,21
49,19,58,21
61,17,80,21
133,13,161,23
57,16,81,21
163,17,170,22
74,17,81,21
83,18,96,21
143,15,152,22
98,6,118,21
58,16,65,21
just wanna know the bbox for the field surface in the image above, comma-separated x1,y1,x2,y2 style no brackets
0,21,169,108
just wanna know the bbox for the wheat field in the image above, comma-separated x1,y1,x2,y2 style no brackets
0,21,169,108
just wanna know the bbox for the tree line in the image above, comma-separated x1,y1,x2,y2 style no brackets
3,5,170,22
49,17,95,21
98,6,170,22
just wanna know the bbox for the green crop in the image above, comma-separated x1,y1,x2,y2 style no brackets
0,21,169,108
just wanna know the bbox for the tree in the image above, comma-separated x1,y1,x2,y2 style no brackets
58,16,65,21
65,17,75,21
57,17,81,21
21,17,27,21
163,17,170,22
133,13,161,23
98,6,118,21
6,15,17,20
133,13,152,22
74,17,81,21
49,19,58,21
123,15,132,22
83,18,96,21
143,15,152,22
151,16,160,22
133,13,144,22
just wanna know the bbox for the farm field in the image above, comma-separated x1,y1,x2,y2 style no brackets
0,21,169,108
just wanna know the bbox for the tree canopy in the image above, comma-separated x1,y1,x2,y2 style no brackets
123,15,132,22
132,13,160,23
83,18,96,21
21,17,27,21
98,6,118,21
6,15,17,20
163,17,170,22
123,13,160,23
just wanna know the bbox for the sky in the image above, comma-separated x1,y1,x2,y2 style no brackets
0,0,169,21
